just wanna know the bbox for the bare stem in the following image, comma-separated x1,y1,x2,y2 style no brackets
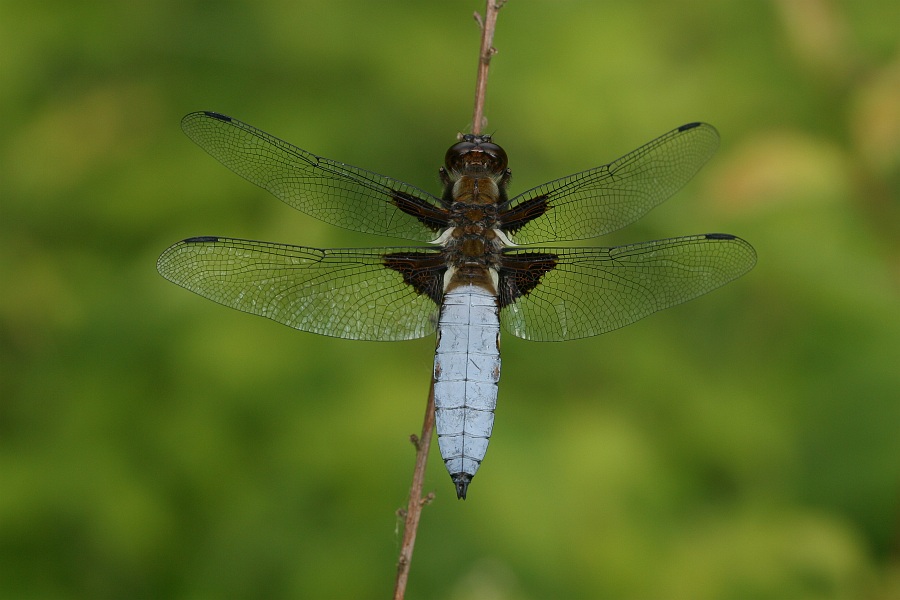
393,379,436,600
472,0,506,134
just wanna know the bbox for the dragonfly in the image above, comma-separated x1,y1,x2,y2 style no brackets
158,111,756,499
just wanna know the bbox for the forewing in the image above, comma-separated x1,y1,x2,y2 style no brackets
501,123,720,244
181,112,446,242
157,237,441,341
500,234,756,341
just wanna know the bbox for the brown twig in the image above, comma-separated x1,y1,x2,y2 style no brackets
393,380,436,600
472,0,506,134
393,3,506,598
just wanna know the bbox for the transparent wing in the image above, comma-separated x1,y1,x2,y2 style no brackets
157,237,441,341
501,123,720,244
500,234,756,341
181,111,446,242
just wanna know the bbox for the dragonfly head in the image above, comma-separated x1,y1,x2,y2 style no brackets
445,134,508,176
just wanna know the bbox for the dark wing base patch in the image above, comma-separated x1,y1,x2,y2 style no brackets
391,191,450,233
498,251,558,309
383,251,447,305
498,195,551,237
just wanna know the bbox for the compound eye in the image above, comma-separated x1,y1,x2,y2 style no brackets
445,142,476,170
480,142,508,171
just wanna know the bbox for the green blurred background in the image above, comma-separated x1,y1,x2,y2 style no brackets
2,1,899,598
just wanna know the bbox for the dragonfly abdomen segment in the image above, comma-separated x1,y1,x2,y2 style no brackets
433,284,501,500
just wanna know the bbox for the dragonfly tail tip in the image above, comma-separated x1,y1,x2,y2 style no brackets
452,474,472,500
